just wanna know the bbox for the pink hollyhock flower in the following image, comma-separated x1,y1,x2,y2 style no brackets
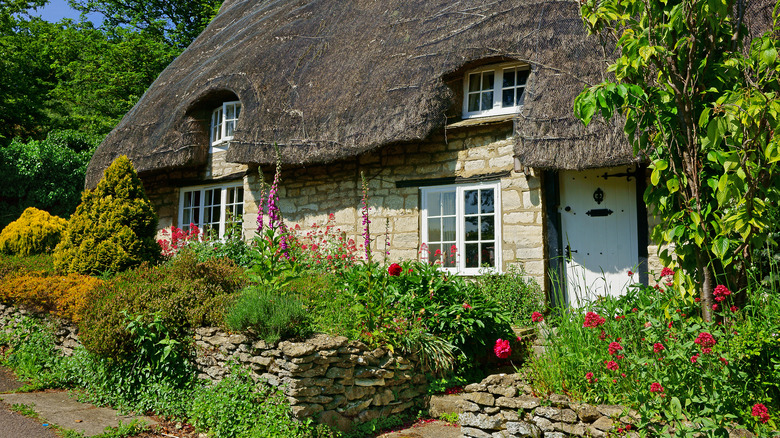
531,312,544,323
752,403,770,424
650,382,664,393
661,267,674,277
388,263,402,276
608,342,623,356
653,343,664,353
494,339,511,359
583,312,606,328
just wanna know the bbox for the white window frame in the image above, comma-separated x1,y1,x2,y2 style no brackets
210,101,241,152
462,63,530,119
178,182,244,239
420,181,502,275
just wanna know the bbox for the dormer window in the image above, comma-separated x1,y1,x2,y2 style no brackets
210,101,241,151
463,63,529,118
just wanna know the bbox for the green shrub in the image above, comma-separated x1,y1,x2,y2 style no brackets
0,207,67,256
54,155,159,274
224,286,312,344
0,253,57,280
0,316,75,390
78,251,245,357
474,265,544,326
188,368,318,438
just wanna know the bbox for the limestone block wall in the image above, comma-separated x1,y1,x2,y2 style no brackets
457,374,640,438
193,328,427,430
241,123,546,282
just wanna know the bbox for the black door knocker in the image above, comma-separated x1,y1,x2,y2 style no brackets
593,187,604,205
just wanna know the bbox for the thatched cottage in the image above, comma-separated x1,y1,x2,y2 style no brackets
87,0,766,304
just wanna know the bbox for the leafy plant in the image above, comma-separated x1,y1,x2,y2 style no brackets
475,265,544,326
0,316,75,390
224,286,312,343
0,273,103,322
53,155,160,275
0,207,67,256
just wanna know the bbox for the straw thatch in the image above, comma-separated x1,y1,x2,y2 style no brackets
85,0,776,187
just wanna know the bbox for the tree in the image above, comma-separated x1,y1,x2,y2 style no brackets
54,155,159,274
69,0,222,48
575,0,780,319
0,129,99,229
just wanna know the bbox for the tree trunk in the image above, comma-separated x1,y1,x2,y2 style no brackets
698,252,714,321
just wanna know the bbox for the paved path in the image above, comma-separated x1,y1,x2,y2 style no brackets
0,367,155,437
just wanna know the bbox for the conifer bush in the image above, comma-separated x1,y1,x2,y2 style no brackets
54,156,160,274
0,207,67,256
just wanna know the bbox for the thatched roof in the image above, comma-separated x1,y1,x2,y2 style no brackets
85,0,775,187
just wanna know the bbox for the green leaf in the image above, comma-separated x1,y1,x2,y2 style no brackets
651,168,661,186
712,237,730,260
666,178,679,193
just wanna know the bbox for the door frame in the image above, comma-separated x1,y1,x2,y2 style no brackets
543,165,649,307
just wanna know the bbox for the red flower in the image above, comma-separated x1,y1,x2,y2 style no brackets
462,303,473,310
605,360,619,371
585,372,596,383
583,312,606,328
531,312,544,323
694,332,717,349
598,330,607,341
388,263,402,276
628,270,634,276
712,304,719,311
650,382,664,393
690,354,699,363
661,267,674,277
608,342,623,356
494,339,511,359
730,305,738,312
719,357,728,365
752,403,770,424
653,343,664,353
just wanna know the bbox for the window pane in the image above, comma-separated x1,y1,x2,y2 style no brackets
481,189,494,213
443,244,456,267
516,87,526,106
442,191,455,215
503,69,515,87
465,243,479,268
428,243,441,261
442,217,456,241
481,91,493,111
226,104,235,119
481,243,496,267
182,209,191,226
235,104,241,118
468,94,480,112
483,71,494,91
481,216,494,240
427,192,441,216
237,188,244,203
469,73,481,92
518,69,530,85
225,121,235,137
464,190,478,215
502,89,514,108
465,216,478,241
184,191,193,208
428,218,441,242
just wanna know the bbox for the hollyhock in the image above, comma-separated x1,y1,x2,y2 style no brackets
494,339,511,359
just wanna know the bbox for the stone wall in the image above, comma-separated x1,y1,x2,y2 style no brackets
192,328,426,430
453,374,640,438
0,303,429,433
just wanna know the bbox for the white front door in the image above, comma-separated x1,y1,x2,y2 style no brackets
559,167,639,306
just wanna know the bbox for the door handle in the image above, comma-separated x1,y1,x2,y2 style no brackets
566,244,578,259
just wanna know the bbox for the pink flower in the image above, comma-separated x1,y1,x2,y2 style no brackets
605,360,619,371
650,382,664,393
653,343,664,353
712,304,719,311
694,332,717,349
531,312,544,323
690,354,699,363
702,347,713,354
388,263,402,276
462,303,473,310
752,403,770,424
719,357,728,365
494,339,511,359
730,305,738,312
585,372,596,383
628,270,634,276
661,267,674,277
583,312,606,328
608,342,623,356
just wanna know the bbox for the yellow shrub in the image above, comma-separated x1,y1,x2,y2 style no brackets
0,208,67,256
0,273,103,322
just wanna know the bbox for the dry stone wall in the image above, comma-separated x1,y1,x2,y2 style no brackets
0,303,80,356
457,374,640,438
